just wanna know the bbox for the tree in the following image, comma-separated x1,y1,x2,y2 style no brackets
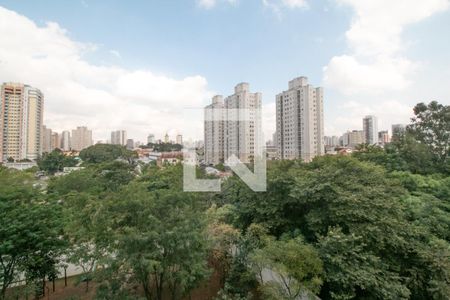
409,101,449,165
37,149,78,174
0,168,65,299
63,193,109,293
220,156,450,299
97,174,210,300
79,144,137,164
250,235,323,300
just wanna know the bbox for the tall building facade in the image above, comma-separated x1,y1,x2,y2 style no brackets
42,125,53,154
51,132,61,150
224,83,262,164
71,126,92,151
363,115,378,145
61,130,71,151
204,83,262,165
147,134,155,144
176,134,183,145
324,136,339,147
341,130,364,148
204,95,225,165
126,139,134,150
0,83,43,161
378,130,390,145
111,130,127,146
276,77,324,161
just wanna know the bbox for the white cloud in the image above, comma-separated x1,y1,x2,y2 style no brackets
0,6,212,142
281,0,308,9
109,49,121,59
262,0,308,18
324,0,449,95
197,0,237,9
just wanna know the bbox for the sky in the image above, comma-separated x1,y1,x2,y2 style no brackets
0,0,449,143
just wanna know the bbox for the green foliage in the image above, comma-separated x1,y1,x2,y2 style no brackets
353,101,449,175
250,236,323,300
409,101,449,165
48,161,135,196
220,156,450,299
0,168,65,299
142,142,182,152
37,149,78,174
95,172,210,300
79,144,137,164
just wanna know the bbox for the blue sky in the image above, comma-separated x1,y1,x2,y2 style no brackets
0,0,449,142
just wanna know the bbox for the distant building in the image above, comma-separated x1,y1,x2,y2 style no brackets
164,133,170,144
156,151,183,167
224,83,262,164
392,124,406,139
147,134,155,144
204,95,225,165
126,139,134,150
0,83,43,161
111,130,127,146
42,125,53,153
266,145,278,160
61,130,71,151
378,130,390,145
176,134,183,145
363,115,378,145
71,126,93,151
204,83,262,165
276,77,324,161
324,136,339,147
51,132,61,150
341,130,364,149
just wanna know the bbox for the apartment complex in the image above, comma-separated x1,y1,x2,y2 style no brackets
111,130,127,146
378,130,390,145
61,130,71,151
0,83,43,161
341,130,364,148
42,125,53,153
147,134,155,144
204,83,262,165
176,134,183,145
71,126,92,151
204,95,225,165
276,77,324,161
363,115,379,145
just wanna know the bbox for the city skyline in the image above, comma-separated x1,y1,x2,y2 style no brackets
0,2,449,142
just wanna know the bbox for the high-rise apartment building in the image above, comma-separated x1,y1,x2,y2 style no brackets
341,130,364,148
147,134,155,144
176,134,183,145
204,95,225,165
0,83,43,161
71,126,92,151
324,136,339,147
224,83,262,164
204,83,262,165
111,130,127,146
42,125,53,154
276,77,324,161
61,130,71,151
363,115,379,145
126,139,134,150
51,132,61,150
378,130,390,145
